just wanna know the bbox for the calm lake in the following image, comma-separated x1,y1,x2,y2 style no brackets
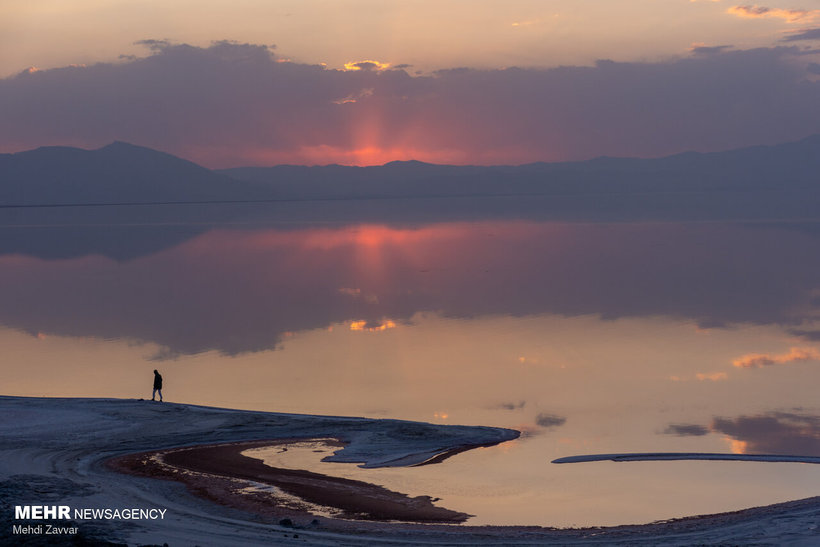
2,201,820,526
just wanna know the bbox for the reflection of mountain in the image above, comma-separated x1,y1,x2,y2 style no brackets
1,136,820,259
0,142,267,260
2,138,820,354
2,221,819,356
223,135,820,229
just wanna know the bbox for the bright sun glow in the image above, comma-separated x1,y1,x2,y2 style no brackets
343,59,391,71
349,319,397,332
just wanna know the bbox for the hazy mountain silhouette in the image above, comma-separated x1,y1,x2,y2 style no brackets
2,136,820,260
2,138,820,353
0,141,266,206
2,135,819,208
0,142,270,259
220,134,820,200
219,135,820,224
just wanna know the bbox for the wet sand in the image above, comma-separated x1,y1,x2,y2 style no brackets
107,438,473,524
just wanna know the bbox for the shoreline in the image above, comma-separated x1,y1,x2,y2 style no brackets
3,396,819,545
107,438,473,524
106,436,820,543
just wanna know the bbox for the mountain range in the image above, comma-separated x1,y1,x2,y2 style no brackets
1,135,819,209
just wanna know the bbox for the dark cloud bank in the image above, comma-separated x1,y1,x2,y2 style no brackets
1,41,819,166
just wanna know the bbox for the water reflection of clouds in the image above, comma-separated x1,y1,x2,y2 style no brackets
535,414,567,428
664,413,820,456
495,401,527,411
712,413,820,456
664,424,710,436
1,221,820,356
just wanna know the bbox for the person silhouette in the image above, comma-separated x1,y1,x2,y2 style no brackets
152,369,163,402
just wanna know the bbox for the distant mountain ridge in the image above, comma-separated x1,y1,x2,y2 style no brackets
220,134,820,200
1,135,819,208
0,141,263,206
2,136,820,261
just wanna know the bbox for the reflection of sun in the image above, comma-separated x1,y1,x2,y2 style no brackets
724,437,748,454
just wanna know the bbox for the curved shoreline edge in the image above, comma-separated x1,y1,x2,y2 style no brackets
107,438,475,523
2,396,819,545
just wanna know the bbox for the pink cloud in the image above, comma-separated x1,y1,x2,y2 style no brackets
728,5,819,23
732,347,820,368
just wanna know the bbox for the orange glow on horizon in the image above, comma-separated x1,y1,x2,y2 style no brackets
338,142,544,166
184,137,558,168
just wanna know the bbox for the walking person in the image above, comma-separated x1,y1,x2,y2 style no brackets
152,369,163,402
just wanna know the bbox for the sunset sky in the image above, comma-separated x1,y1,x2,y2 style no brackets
2,0,820,166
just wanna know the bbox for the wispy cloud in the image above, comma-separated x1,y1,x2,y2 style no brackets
732,347,820,368
511,19,542,28
689,43,733,55
331,87,374,105
781,27,820,41
727,5,819,23
133,39,172,52
789,327,820,340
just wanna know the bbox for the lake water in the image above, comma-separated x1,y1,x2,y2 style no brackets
2,202,820,526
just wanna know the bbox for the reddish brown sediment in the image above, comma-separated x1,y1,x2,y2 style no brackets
106,438,472,524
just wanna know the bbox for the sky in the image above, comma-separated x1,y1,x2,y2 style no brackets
2,0,820,166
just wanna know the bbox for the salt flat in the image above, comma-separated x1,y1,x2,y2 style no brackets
1,396,818,546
